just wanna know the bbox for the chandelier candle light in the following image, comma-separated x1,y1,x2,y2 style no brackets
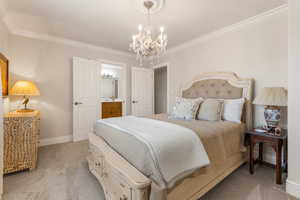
130,0,167,65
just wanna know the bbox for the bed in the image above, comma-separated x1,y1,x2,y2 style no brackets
87,72,253,200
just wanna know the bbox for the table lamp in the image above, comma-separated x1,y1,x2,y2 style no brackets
10,80,40,112
253,87,287,131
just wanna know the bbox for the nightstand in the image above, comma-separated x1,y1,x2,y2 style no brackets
245,129,287,184
4,110,40,174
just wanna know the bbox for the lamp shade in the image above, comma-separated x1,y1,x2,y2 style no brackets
10,80,40,96
253,87,287,106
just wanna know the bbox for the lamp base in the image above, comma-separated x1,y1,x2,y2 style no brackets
17,109,35,113
264,106,281,128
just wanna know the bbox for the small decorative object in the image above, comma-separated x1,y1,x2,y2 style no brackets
275,127,282,136
253,87,287,133
10,80,40,112
0,52,9,96
254,128,267,133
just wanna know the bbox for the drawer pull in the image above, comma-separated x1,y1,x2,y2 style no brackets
95,162,101,167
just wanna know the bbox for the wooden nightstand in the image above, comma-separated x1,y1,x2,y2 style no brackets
245,130,287,184
4,110,40,174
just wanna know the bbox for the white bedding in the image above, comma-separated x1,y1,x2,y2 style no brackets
97,116,210,186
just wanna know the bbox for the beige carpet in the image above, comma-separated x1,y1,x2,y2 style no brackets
3,141,298,200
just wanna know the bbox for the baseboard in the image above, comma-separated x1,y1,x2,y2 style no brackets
254,149,276,165
263,151,276,165
39,135,73,147
286,179,300,198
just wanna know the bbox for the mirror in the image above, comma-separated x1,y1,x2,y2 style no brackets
100,63,123,100
101,77,118,99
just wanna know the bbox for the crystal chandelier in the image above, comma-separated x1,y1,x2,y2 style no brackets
130,1,167,64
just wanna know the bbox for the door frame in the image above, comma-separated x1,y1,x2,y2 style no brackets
131,67,155,115
152,62,170,113
97,59,128,117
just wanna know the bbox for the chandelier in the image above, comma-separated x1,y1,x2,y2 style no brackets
130,0,168,64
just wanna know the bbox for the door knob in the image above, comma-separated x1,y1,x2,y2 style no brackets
132,100,138,104
74,102,83,106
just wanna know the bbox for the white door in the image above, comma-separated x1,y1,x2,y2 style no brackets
131,67,154,116
73,57,101,142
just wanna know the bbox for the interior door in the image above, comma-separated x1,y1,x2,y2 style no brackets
131,67,154,116
73,57,101,142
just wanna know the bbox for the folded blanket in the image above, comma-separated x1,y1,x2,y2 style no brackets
98,116,210,187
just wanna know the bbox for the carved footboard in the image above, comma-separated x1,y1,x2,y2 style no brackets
88,133,151,200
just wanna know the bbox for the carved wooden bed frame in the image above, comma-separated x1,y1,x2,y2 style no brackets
88,72,253,200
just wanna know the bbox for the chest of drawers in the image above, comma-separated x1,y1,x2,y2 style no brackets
4,111,40,174
102,102,122,119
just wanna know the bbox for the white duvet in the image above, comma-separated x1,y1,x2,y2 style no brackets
99,116,210,187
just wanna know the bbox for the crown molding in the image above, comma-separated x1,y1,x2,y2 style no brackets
166,4,288,55
4,23,133,58
2,3,288,58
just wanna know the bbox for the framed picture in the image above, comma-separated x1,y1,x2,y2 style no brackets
0,52,9,97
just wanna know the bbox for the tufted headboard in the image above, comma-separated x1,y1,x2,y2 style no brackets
181,72,253,130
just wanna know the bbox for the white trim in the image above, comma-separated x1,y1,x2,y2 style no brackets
6,28,133,58
254,149,276,165
153,62,170,113
166,4,288,54
39,135,73,147
287,179,300,198
264,152,276,165
2,4,287,57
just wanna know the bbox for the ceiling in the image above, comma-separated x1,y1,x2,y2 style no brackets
4,0,287,53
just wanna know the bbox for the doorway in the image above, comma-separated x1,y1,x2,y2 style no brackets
131,67,154,116
154,65,168,114
73,57,127,142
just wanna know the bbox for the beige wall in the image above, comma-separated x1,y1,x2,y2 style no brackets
0,20,8,55
159,9,288,164
7,34,137,140
287,0,300,197
161,9,288,128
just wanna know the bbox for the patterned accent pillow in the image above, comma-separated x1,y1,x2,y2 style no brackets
197,99,223,121
171,97,203,120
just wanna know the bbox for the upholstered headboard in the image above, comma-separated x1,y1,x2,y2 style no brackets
181,72,253,130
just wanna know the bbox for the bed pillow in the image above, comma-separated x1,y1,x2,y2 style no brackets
171,97,203,120
222,98,245,123
197,99,223,121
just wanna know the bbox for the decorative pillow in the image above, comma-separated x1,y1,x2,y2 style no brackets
197,99,223,121
171,97,203,120
222,98,245,123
